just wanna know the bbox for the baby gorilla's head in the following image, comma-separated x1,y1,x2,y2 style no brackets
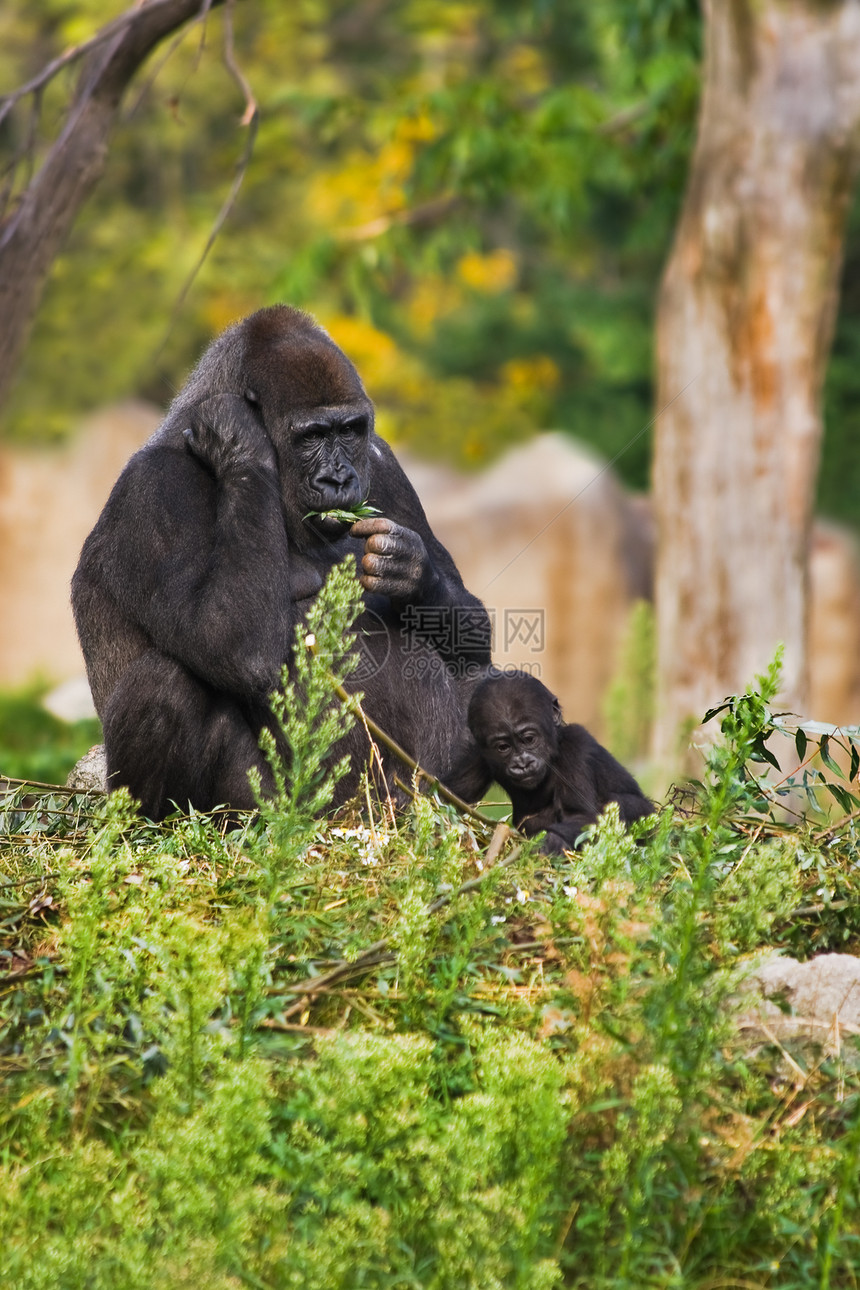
468,671,562,792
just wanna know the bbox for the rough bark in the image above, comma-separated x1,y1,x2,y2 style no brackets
0,0,227,415
652,0,860,764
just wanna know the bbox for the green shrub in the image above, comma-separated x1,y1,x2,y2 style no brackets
2,622,860,1288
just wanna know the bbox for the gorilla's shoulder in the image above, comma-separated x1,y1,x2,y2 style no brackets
138,421,188,456
121,423,199,479
103,425,210,521
558,723,594,753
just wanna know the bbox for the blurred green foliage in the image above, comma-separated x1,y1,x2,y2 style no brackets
0,683,101,784
603,598,656,769
0,0,857,522
0,0,696,479
821,189,860,528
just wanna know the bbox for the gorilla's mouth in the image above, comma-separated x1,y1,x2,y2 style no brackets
507,764,546,789
307,512,353,537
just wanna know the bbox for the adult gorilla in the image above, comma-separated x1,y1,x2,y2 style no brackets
72,305,491,819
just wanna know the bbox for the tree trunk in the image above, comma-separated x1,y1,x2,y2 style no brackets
652,0,860,765
0,0,227,416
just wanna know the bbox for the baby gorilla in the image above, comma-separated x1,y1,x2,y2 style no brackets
448,671,653,854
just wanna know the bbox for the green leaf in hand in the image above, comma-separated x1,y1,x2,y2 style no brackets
304,502,382,523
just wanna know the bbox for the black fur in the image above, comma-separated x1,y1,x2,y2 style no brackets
72,305,491,818
446,671,653,854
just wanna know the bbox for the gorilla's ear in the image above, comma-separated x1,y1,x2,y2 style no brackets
552,696,564,726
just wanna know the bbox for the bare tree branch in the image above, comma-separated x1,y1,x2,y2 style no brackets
154,0,259,358
0,0,234,416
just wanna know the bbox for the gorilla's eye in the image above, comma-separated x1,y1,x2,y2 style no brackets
341,417,368,438
244,388,261,406
300,425,328,445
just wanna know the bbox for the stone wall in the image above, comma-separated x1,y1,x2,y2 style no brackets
399,435,650,731
0,403,161,685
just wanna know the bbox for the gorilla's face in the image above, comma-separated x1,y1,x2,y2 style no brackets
242,318,375,537
480,718,554,791
288,405,373,536
469,676,562,793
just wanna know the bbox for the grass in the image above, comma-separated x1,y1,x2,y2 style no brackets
2,579,860,1288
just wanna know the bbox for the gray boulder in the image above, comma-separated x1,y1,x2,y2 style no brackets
66,744,107,793
736,952,860,1052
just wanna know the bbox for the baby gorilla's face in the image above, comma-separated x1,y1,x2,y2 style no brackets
480,722,552,791
469,675,561,795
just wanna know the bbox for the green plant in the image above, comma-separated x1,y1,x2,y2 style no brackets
2,647,860,1288
603,599,656,765
249,558,363,874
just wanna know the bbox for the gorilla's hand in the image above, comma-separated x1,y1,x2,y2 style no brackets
184,394,277,478
351,516,438,603
540,827,570,856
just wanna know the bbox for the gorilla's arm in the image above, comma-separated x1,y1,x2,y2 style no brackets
516,803,566,836
351,515,441,603
584,733,654,825
519,727,652,854
444,737,495,804
85,395,293,699
538,786,653,855
354,437,492,663
551,727,603,818
540,819,598,855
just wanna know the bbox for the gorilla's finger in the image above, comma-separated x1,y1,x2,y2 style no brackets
364,533,399,556
361,552,391,576
351,517,391,538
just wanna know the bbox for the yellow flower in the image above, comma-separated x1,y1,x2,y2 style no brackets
501,354,561,393
457,249,518,294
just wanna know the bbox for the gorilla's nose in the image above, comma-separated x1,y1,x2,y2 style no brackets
318,464,360,501
322,464,350,485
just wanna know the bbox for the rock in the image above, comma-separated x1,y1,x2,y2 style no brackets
735,951,860,1052
66,744,107,793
